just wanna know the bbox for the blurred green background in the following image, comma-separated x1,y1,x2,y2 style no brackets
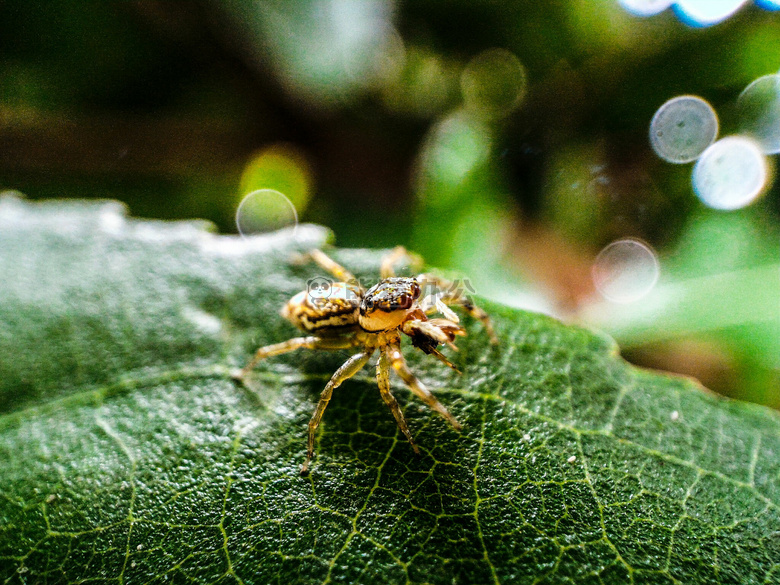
1,1,778,406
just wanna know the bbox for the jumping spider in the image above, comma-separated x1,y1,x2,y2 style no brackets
238,247,497,474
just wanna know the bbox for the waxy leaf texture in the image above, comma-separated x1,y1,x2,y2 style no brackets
1,197,779,584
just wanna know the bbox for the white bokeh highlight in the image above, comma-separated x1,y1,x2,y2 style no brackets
650,96,719,163
673,0,749,27
738,74,780,155
236,189,299,237
619,0,779,25
692,136,769,210
592,239,661,304
619,0,674,16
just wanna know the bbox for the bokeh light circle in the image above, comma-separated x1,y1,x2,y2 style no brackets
461,48,527,119
737,74,780,154
650,95,718,163
236,189,299,238
691,136,769,210
619,0,673,16
619,0,775,24
417,110,492,191
592,239,660,304
239,144,313,212
673,0,749,27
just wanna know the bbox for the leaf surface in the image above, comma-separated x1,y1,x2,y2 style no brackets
1,197,779,585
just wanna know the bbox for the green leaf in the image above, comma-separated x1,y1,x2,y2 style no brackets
1,196,779,584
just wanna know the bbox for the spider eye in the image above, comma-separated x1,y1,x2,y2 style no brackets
393,294,414,310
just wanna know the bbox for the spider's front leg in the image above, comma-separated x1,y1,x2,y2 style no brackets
387,343,462,431
302,349,374,474
418,274,498,344
302,249,363,292
380,245,423,279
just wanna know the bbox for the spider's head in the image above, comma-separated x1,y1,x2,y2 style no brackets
359,277,421,331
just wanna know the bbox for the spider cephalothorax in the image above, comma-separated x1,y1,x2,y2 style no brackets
359,277,421,331
238,247,497,474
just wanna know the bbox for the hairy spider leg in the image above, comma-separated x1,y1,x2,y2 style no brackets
306,249,362,292
380,245,423,279
377,348,419,452
416,297,461,327
418,273,498,344
387,343,462,431
302,349,374,474
238,336,355,379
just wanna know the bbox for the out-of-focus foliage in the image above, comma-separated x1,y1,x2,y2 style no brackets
0,0,778,405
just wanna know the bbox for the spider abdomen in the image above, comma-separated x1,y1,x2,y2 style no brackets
283,282,361,333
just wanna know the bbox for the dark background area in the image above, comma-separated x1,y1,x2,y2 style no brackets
1,0,778,406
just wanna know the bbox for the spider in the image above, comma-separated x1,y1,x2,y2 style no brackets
238,247,497,474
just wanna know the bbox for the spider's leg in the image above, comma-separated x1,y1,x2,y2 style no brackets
418,273,498,344
380,246,423,279
305,249,362,292
418,297,460,323
451,297,497,344
302,349,374,474
387,343,461,431
238,336,354,379
377,348,419,453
